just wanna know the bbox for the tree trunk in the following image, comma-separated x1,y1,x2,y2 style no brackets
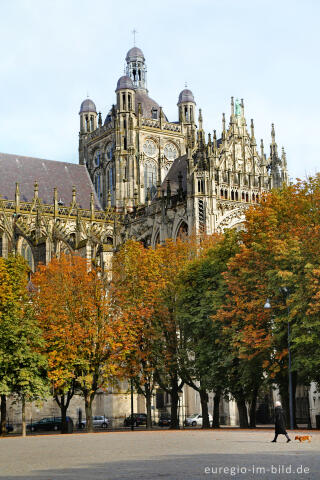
145,383,152,430
21,396,26,437
85,396,94,432
199,389,210,428
170,378,180,430
60,397,68,434
212,391,221,428
236,398,249,428
1,395,6,436
249,386,259,428
54,385,75,434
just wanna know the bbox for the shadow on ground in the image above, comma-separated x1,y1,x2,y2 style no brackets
1,452,319,480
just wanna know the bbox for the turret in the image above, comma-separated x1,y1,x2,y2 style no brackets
79,98,97,134
115,76,135,113
177,88,196,124
125,47,147,92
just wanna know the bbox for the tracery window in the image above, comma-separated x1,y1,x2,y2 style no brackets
144,162,157,201
106,143,113,161
107,166,115,206
164,143,178,161
143,139,157,157
94,151,101,167
95,173,101,198
20,238,34,271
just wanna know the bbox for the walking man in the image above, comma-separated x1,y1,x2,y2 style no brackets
271,401,291,443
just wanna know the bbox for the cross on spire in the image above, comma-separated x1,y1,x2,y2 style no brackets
132,28,138,46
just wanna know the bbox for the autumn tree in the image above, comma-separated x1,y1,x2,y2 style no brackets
111,240,165,429
33,254,128,432
214,175,320,427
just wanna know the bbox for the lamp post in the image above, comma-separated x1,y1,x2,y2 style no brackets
264,294,294,430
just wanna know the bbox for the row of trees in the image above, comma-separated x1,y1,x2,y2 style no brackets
1,175,320,434
111,174,320,428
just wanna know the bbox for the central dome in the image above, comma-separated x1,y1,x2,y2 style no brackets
126,46,145,62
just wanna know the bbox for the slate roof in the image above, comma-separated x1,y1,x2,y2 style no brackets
126,47,145,62
178,89,195,104
79,98,97,113
135,91,168,121
161,154,187,195
116,75,134,91
0,153,101,210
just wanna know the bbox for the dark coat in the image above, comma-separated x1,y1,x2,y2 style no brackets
274,406,287,434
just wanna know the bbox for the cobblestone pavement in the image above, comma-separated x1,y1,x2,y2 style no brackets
0,429,319,479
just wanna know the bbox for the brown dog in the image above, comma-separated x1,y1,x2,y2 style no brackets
295,435,312,443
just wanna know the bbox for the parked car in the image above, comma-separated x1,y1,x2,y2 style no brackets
78,415,109,429
27,416,73,432
158,413,171,427
184,413,213,427
124,413,147,427
6,424,14,433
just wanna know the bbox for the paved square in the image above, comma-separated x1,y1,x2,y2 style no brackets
0,429,319,479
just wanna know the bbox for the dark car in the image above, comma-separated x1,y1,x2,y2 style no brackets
124,413,147,427
6,424,14,433
27,416,73,432
158,413,171,427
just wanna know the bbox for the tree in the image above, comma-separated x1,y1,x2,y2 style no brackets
0,255,48,436
111,240,164,429
177,230,239,428
33,254,128,433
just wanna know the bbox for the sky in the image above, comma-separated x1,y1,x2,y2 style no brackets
0,0,319,181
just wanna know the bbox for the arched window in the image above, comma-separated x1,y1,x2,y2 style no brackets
242,191,245,200
94,151,101,167
235,191,239,201
107,167,115,206
152,108,158,119
231,191,234,200
246,193,249,202
144,162,157,201
106,143,113,161
198,179,204,194
20,238,34,271
224,189,228,199
128,94,132,111
95,173,101,198
176,222,188,239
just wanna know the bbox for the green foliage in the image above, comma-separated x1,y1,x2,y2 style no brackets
0,255,48,402
177,230,240,394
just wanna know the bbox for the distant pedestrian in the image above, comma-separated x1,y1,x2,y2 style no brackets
271,401,291,443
